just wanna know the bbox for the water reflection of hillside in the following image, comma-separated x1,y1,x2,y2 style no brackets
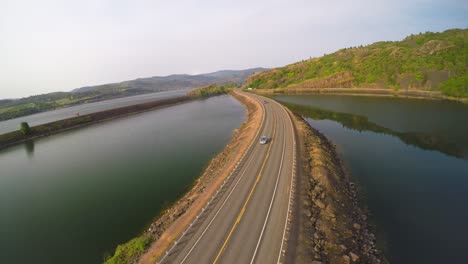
282,102,464,159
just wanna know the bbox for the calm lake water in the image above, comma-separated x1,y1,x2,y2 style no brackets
273,94,468,264
0,95,244,264
0,89,190,135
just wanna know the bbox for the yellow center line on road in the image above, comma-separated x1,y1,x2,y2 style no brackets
212,106,278,264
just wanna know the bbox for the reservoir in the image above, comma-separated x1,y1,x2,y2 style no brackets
0,95,245,264
0,89,189,135
273,94,468,264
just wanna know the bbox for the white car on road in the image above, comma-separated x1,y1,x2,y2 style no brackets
259,136,270,144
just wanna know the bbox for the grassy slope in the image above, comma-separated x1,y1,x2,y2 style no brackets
245,29,467,97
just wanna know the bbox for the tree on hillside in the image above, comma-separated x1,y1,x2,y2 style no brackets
20,122,31,135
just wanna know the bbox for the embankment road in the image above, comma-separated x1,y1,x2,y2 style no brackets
158,91,296,264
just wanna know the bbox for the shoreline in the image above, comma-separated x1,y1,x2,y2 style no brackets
250,87,468,103
103,90,265,264
136,90,264,264
288,111,386,263
0,96,195,151
104,90,387,263
5,87,387,263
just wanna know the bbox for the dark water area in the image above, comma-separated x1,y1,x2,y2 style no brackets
0,95,244,264
273,94,468,264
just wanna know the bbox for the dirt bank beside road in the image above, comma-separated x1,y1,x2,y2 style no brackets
137,90,264,264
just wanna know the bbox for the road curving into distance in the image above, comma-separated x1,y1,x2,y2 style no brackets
158,90,296,264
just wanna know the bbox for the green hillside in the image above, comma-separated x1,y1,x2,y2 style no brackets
245,29,467,97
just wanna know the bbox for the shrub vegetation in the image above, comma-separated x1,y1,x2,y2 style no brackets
188,84,236,97
103,235,153,264
245,29,467,97
19,122,31,135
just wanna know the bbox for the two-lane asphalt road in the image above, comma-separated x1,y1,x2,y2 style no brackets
159,91,296,264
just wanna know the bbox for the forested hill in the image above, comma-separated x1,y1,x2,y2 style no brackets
245,29,467,97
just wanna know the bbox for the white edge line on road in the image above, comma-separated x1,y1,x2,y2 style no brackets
158,91,266,264
274,99,297,264
250,102,287,264
179,141,259,264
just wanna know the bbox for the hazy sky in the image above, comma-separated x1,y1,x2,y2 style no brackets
1,0,467,99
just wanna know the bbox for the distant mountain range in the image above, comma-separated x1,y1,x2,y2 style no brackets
72,68,266,93
0,68,267,121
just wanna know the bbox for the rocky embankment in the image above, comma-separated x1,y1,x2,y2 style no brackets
137,90,264,264
291,113,386,264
